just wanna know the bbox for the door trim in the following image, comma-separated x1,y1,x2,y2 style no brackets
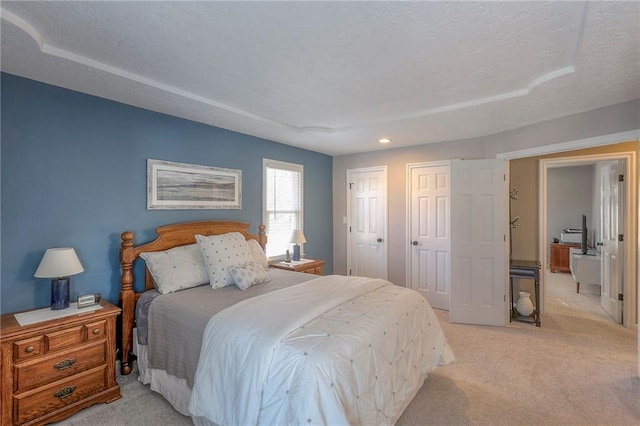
346,165,388,279
405,161,451,290
538,151,637,329
497,129,639,160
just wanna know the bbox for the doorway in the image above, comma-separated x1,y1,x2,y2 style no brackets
538,152,636,328
543,160,623,324
500,130,639,377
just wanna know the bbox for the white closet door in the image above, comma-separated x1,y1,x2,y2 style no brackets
407,162,451,310
347,167,388,279
450,159,508,326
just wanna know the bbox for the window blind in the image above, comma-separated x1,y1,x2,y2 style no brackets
263,160,304,259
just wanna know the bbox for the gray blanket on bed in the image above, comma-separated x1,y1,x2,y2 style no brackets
145,269,317,388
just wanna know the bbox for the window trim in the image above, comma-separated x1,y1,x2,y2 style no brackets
262,158,304,260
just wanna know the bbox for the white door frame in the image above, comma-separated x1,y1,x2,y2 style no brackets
346,165,388,279
497,128,639,378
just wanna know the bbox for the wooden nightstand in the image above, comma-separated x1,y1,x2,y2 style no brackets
270,259,325,275
0,300,121,425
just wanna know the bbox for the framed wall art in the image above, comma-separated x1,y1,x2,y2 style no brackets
147,159,242,209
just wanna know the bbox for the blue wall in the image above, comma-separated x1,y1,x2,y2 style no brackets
1,73,333,313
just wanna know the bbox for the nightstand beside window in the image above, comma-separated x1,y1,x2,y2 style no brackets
270,258,325,275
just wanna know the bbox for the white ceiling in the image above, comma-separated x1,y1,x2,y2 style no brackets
1,1,638,156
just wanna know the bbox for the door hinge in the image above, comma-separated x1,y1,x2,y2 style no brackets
349,269,352,276
503,234,506,242
503,174,506,181
349,226,352,232
618,293,623,301
618,174,624,182
618,234,624,242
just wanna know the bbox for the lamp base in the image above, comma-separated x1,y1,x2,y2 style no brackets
51,278,70,310
293,244,301,261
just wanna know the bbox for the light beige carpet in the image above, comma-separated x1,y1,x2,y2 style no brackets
397,270,639,425
57,270,639,425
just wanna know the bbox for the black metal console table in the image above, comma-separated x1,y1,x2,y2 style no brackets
509,259,541,327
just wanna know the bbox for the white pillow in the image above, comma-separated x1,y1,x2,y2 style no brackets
247,239,268,270
227,261,271,291
196,232,253,289
140,244,209,294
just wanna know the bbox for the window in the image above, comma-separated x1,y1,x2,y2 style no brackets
263,159,304,259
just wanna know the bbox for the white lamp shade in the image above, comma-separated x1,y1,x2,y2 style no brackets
34,248,84,278
291,229,307,244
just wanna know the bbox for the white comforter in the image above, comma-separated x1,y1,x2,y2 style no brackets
188,275,454,425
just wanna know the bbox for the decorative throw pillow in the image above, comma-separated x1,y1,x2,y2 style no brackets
247,239,269,270
140,244,209,294
227,261,271,291
196,232,254,289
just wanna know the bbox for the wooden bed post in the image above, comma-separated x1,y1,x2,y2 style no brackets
119,231,136,375
258,224,267,249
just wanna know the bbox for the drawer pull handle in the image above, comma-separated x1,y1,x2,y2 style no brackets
25,346,34,353
54,385,76,399
54,358,77,370
92,328,100,335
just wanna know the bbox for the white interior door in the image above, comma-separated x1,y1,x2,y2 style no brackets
600,161,623,323
450,159,508,326
347,167,388,279
407,162,451,310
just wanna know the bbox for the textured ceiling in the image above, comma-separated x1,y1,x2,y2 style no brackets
1,1,638,156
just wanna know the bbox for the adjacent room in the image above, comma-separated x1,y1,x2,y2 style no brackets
1,1,638,425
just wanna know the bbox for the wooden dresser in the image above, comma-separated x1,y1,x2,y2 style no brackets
1,300,121,425
549,243,580,273
270,258,325,275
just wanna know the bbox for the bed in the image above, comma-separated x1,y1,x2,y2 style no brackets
119,220,454,425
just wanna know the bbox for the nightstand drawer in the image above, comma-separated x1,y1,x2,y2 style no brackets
15,367,106,424
14,337,44,361
15,341,106,392
310,266,324,275
46,325,84,352
84,320,106,341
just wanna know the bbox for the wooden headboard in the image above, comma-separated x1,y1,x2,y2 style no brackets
118,220,266,375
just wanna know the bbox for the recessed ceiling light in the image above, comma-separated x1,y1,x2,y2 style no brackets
378,138,392,144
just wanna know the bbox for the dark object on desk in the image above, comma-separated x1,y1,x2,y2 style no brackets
509,260,541,327
553,237,559,243
563,228,581,233
78,292,101,308
581,214,588,254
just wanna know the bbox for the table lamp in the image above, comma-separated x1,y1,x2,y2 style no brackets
291,229,306,261
34,247,84,310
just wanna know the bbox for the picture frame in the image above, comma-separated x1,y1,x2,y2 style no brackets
147,159,242,210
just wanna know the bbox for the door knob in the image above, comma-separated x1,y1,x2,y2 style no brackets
412,241,418,246
377,238,383,243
